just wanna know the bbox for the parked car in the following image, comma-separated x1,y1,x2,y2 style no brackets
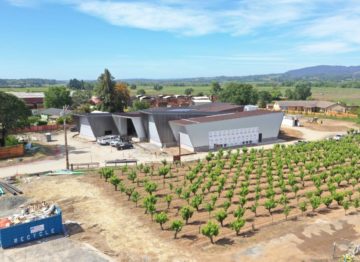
70,126,78,132
333,134,343,141
295,140,308,145
110,138,123,147
116,142,134,150
97,135,118,145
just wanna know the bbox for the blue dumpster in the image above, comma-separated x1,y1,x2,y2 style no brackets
0,206,63,249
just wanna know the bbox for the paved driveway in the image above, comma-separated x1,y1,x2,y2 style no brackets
0,126,346,178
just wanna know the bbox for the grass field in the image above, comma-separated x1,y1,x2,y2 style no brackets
2,85,360,105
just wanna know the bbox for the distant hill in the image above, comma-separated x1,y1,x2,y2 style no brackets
2,65,360,87
281,65,360,80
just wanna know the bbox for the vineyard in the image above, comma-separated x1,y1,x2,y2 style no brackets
98,134,360,246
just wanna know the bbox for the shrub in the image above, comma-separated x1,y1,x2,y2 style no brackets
230,218,245,236
170,220,184,239
180,206,194,224
154,212,168,230
214,209,227,227
201,221,219,244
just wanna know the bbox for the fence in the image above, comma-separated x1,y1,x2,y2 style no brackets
14,125,60,134
0,144,24,160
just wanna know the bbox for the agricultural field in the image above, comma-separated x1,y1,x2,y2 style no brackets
133,85,360,106
98,134,360,246
0,85,63,93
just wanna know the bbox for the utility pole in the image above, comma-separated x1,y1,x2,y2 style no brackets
62,105,70,170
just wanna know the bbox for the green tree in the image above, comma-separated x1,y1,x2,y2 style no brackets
130,191,141,207
214,209,227,227
309,195,321,212
68,79,85,90
170,220,184,239
294,82,312,100
184,88,194,96
201,221,219,244
153,84,163,91
210,81,222,95
165,194,173,209
95,69,119,112
219,83,258,105
144,181,158,195
154,212,168,230
0,92,30,146
137,89,146,95
130,84,137,90
109,175,121,190
44,86,72,108
130,100,150,111
299,201,308,215
322,195,333,208
230,218,245,236
180,206,194,224
71,90,92,108
257,90,272,108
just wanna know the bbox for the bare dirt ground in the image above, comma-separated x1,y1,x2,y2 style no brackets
5,174,360,262
301,118,359,132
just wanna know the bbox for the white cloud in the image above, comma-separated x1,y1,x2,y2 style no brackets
298,42,354,54
76,1,218,35
6,0,360,55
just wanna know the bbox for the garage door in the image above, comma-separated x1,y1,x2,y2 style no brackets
209,127,259,149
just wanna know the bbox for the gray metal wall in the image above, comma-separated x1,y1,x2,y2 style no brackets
173,112,284,151
88,115,119,138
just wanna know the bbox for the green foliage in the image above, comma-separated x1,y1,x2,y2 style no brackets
201,221,220,244
309,195,321,212
214,209,227,227
170,220,184,239
190,195,203,211
154,212,168,230
5,135,19,146
219,83,258,105
210,81,222,95
234,206,245,219
264,199,277,216
127,170,137,183
230,218,245,236
44,86,72,108
130,191,140,206
137,89,146,95
0,91,31,146
180,206,194,224
109,175,121,190
322,195,333,208
165,194,173,209
100,167,114,182
129,100,150,111
184,88,194,95
144,181,158,195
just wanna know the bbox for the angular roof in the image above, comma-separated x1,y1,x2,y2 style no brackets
170,110,282,126
275,100,337,108
140,102,242,114
39,108,72,116
7,92,44,98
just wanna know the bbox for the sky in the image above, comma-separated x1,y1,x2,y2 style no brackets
1,0,360,80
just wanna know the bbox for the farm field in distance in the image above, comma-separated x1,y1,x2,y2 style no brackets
2,85,360,105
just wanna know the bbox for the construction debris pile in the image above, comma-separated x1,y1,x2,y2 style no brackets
0,177,23,196
0,201,59,229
